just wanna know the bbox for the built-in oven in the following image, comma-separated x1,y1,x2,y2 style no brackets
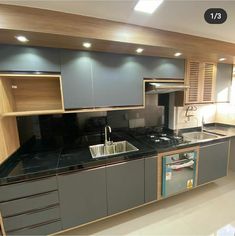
162,147,198,197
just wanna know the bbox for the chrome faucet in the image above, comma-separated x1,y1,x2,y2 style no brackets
201,116,205,132
104,125,112,146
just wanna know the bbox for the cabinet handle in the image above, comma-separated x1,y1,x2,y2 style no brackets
59,165,106,176
201,141,227,148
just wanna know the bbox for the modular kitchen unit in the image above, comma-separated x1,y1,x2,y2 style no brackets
0,2,235,236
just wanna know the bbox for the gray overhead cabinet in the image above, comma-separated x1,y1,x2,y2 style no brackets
216,63,233,103
197,141,229,186
57,167,107,230
60,50,94,108
60,49,185,109
138,56,185,79
0,45,60,72
106,159,145,215
91,53,144,107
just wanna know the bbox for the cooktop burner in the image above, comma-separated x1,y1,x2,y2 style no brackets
129,127,187,148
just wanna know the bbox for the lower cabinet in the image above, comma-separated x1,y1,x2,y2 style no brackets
197,141,229,185
145,156,157,203
57,167,107,230
106,159,145,215
0,177,62,235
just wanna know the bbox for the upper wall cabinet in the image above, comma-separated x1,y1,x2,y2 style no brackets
61,49,185,109
216,63,233,103
139,57,185,79
0,45,60,72
91,53,144,107
60,50,94,109
185,61,216,104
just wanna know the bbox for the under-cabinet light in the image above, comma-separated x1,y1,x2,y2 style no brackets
174,52,182,57
219,58,226,62
15,36,29,43
83,42,92,48
136,48,144,53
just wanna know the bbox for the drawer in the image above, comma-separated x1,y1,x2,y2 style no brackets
0,191,59,217
4,206,60,232
0,176,57,202
8,220,62,235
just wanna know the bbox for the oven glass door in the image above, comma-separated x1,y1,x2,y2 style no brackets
162,151,197,197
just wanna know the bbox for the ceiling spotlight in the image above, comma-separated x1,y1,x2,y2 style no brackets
136,48,144,53
15,36,29,43
219,58,226,62
134,0,164,14
174,52,182,57
83,42,92,48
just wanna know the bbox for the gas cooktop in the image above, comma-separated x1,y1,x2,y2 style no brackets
128,127,189,149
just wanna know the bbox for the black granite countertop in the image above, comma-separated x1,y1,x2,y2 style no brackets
0,131,156,185
0,124,233,186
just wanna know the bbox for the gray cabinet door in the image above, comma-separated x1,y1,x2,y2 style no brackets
106,159,145,215
139,56,185,79
145,156,157,203
92,52,144,107
198,141,229,185
216,63,233,102
57,167,107,230
60,50,94,109
0,45,60,72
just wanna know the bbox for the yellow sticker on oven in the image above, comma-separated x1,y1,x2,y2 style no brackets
187,179,193,189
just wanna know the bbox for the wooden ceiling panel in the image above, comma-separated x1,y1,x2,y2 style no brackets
0,4,234,63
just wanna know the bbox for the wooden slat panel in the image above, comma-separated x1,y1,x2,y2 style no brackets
202,63,216,102
185,61,201,104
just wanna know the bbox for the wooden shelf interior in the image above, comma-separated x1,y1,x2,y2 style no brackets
0,75,64,114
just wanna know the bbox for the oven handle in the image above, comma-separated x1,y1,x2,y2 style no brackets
168,160,194,170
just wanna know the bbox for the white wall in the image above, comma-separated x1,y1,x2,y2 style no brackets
170,104,217,130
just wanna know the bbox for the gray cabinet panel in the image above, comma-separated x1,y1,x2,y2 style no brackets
0,176,57,202
0,45,60,72
57,167,107,229
0,191,59,217
216,63,233,102
92,53,144,107
60,50,94,109
229,138,235,172
106,159,145,215
3,206,60,232
198,141,229,185
139,57,185,79
9,220,62,235
145,156,157,202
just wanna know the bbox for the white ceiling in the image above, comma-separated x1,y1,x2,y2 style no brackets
1,0,235,43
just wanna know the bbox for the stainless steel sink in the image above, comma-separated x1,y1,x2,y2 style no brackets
182,131,219,142
89,141,139,159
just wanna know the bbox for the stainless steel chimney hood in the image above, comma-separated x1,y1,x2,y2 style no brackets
145,79,189,94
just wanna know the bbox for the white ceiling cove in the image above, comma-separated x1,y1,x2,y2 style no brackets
0,0,235,43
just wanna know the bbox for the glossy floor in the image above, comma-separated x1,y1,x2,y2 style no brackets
59,172,235,236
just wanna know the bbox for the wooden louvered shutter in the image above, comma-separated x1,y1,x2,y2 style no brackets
201,62,216,103
185,61,201,104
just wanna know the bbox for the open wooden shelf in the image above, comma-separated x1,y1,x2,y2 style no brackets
0,74,64,116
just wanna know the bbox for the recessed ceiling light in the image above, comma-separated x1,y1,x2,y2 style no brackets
136,48,144,53
15,35,29,43
219,58,226,62
134,0,164,14
83,42,92,48
174,52,182,57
